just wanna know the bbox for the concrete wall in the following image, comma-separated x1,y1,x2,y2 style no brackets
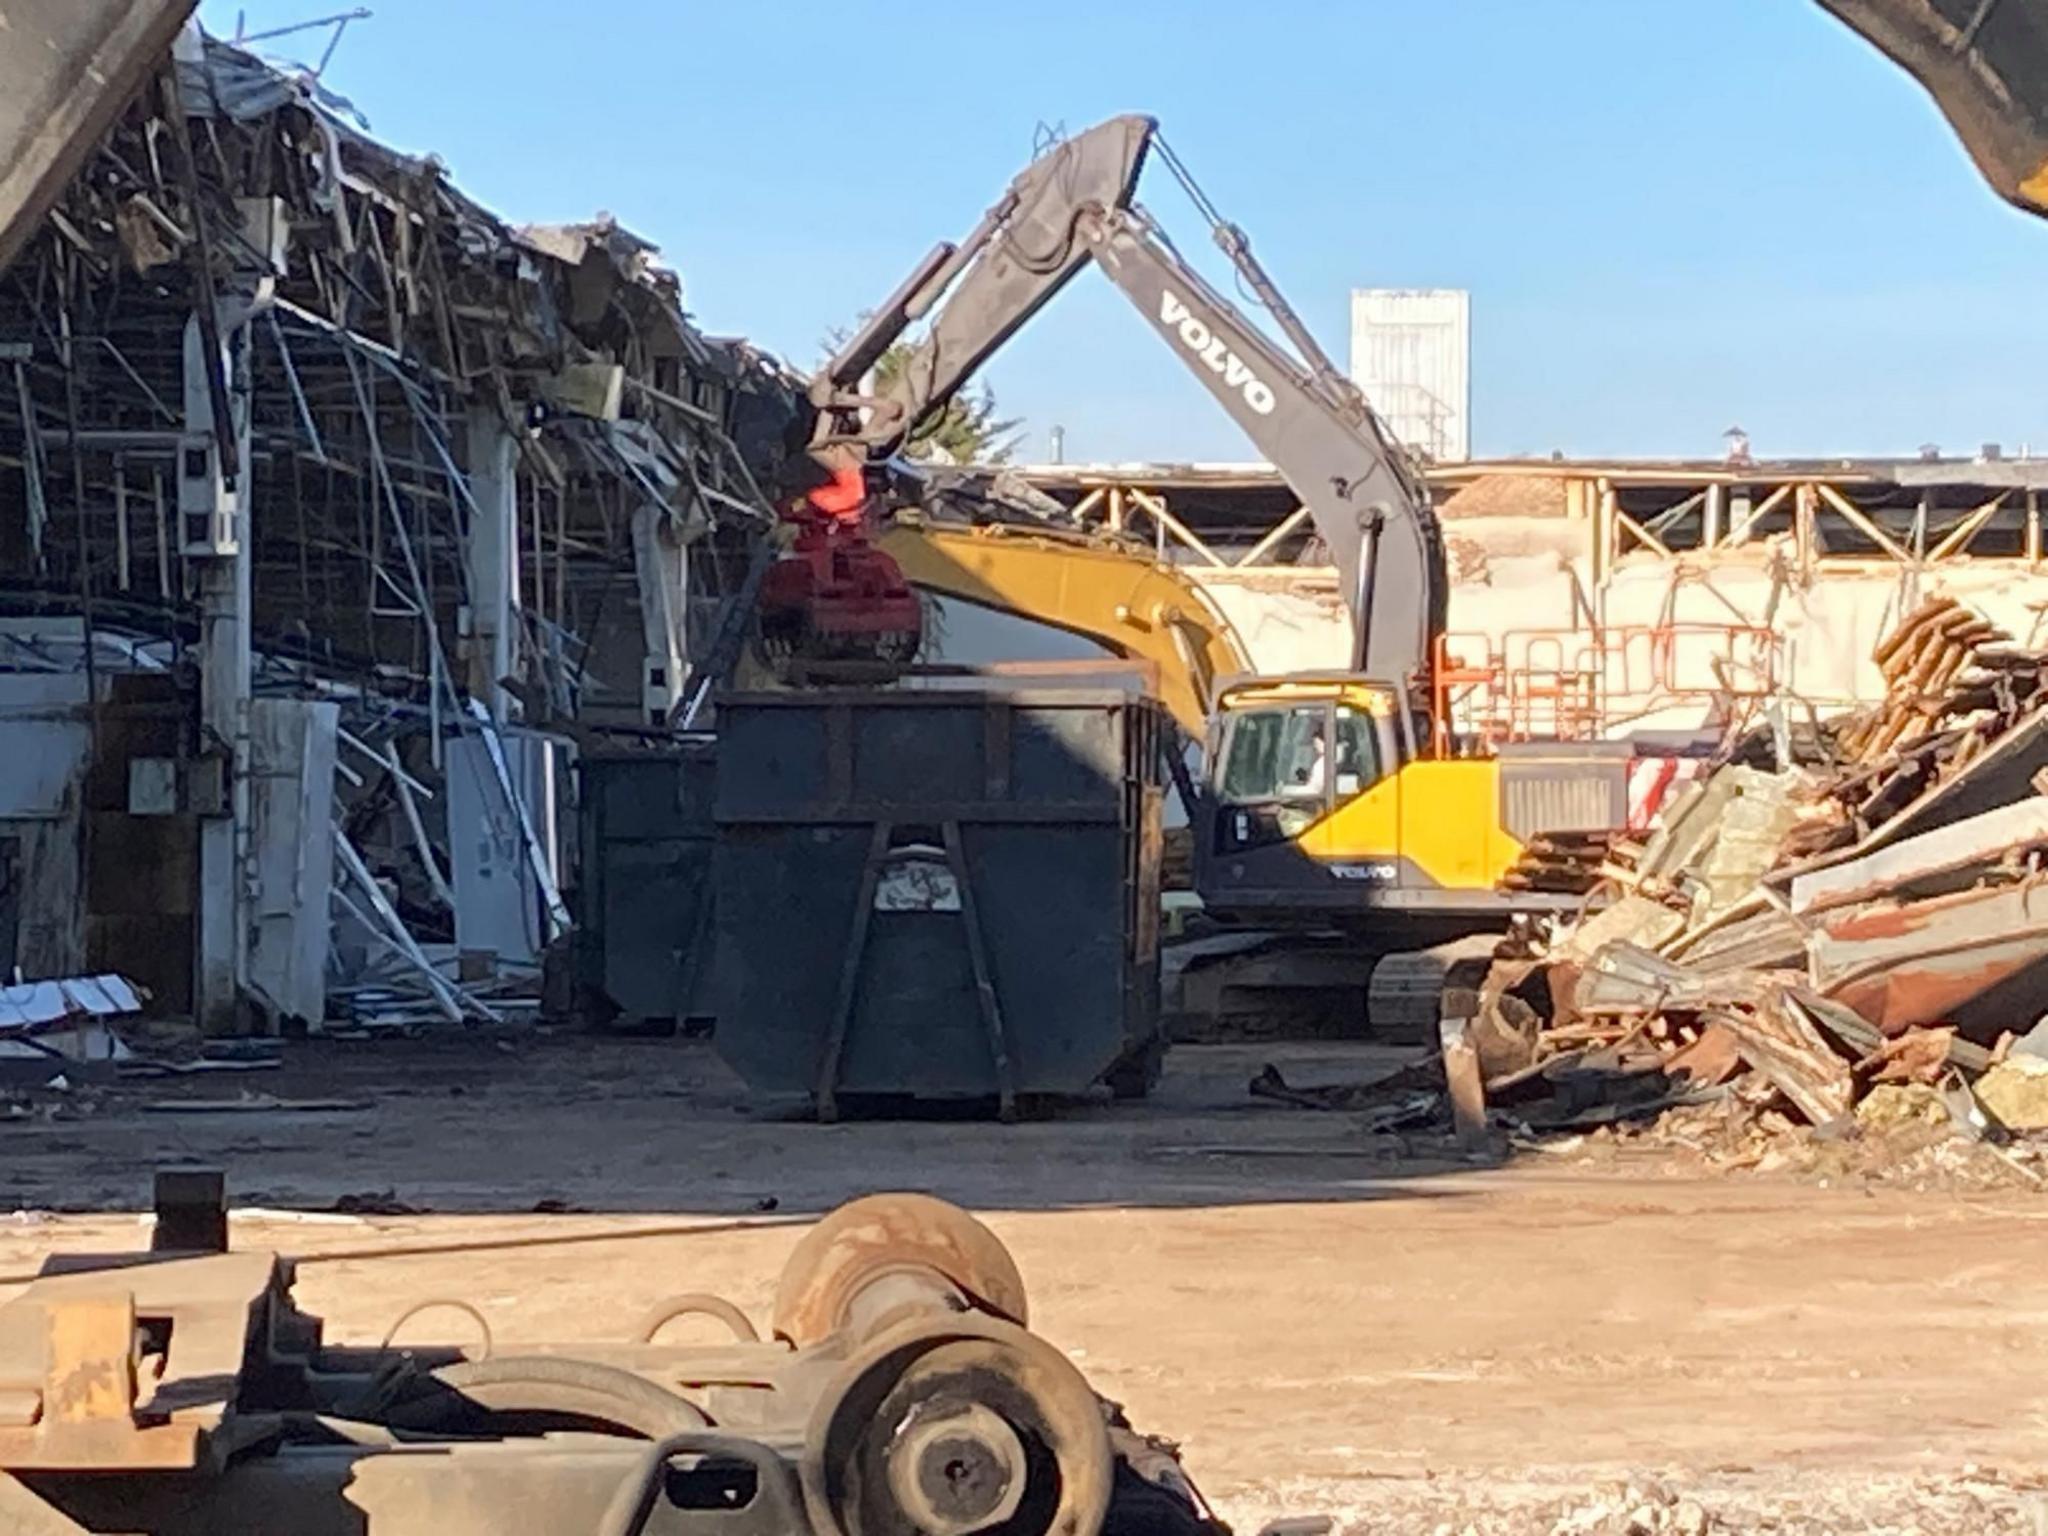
1185,540,2048,736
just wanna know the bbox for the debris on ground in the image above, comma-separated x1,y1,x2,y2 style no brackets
1261,597,2048,1184
1221,1467,2048,1536
0,973,145,1076
330,1189,429,1216
1972,1054,2048,1131
120,1036,285,1078
140,1092,374,1116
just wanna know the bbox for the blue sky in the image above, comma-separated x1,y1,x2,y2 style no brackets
201,1,2048,463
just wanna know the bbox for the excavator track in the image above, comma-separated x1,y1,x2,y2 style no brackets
1366,935,1505,1043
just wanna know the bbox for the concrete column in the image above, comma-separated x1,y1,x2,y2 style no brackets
630,501,691,727
462,407,520,721
1728,487,1754,545
182,309,253,1033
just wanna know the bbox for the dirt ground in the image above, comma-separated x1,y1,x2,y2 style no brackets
1,1035,2044,1535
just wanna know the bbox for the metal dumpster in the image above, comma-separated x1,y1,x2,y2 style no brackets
711,688,1168,1116
573,740,716,1029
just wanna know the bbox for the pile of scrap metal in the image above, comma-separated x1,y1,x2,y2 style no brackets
1474,593,2048,1145
1263,595,2048,1158
0,1176,1238,1536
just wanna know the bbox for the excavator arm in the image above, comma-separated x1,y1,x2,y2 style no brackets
1819,0,2048,218
811,117,1153,459
800,114,1444,698
1077,199,1443,686
874,517,1251,739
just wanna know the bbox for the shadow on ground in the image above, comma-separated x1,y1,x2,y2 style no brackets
0,1036,1483,1218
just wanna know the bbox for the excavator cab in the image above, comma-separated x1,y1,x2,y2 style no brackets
1199,677,1629,931
1200,678,1416,925
1209,681,1401,853
1196,679,1613,933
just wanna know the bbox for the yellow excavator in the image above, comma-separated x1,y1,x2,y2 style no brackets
787,115,1632,964
877,513,1610,936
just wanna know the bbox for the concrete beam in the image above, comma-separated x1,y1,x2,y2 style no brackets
0,1,196,275
630,501,691,727
181,306,252,1033
462,407,520,720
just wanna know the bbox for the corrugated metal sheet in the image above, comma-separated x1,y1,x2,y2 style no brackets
0,675,91,819
1790,797,2048,915
246,699,338,1029
1349,288,1470,462
1810,882,2048,1033
0,973,141,1030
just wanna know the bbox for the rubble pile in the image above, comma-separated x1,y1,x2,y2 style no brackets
1488,594,2048,1161
1270,597,2048,1175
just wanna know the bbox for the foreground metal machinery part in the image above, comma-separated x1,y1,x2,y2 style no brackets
0,1182,1219,1536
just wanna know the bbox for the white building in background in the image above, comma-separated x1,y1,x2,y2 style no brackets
1349,288,1471,462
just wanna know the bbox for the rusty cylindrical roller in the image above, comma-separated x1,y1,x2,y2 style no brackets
773,1193,1027,1348
800,1313,1112,1536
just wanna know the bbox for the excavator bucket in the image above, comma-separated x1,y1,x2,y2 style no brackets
0,0,196,276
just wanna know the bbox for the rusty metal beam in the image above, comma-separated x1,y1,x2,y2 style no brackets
1812,881,2048,1034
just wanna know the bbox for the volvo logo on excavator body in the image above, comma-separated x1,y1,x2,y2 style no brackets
1159,290,1277,416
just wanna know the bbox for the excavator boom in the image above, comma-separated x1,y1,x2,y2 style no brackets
813,117,1154,457
874,518,1251,739
1079,203,1443,686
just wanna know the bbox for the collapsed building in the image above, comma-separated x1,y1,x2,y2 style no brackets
0,10,805,1034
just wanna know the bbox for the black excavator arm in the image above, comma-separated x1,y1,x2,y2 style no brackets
1818,0,2048,219
810,117,1153,459
805,114,1445,695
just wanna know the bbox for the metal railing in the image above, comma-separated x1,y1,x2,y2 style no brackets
1432,622,1782,752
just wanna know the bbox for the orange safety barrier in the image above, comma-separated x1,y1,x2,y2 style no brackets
1431,623,1781,755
